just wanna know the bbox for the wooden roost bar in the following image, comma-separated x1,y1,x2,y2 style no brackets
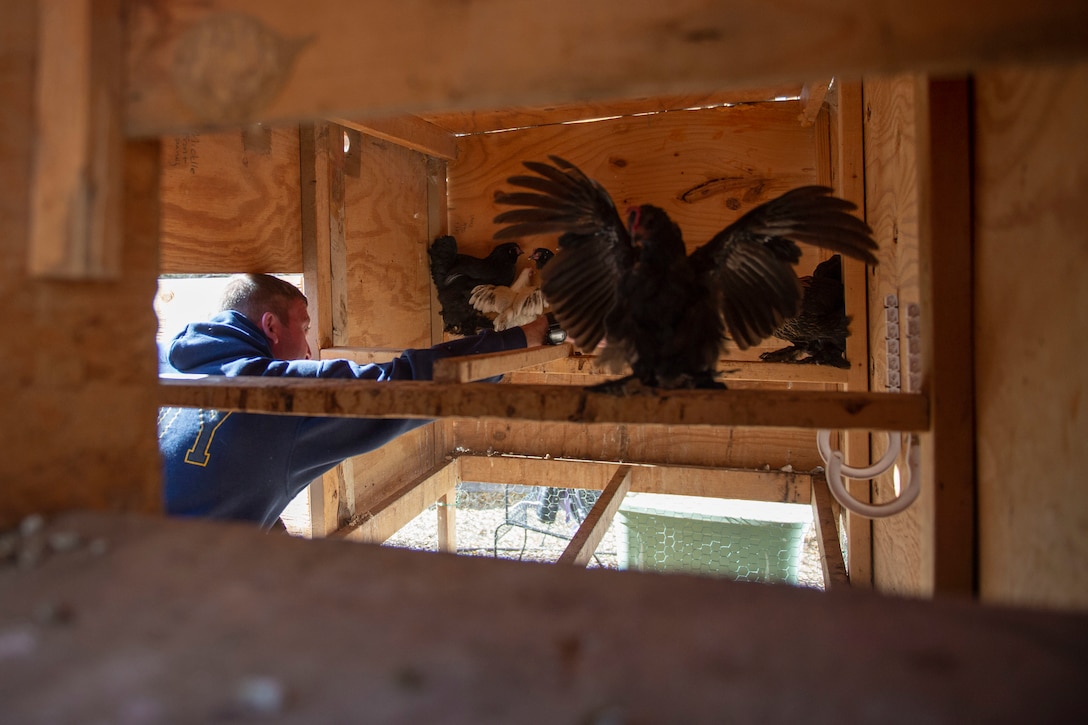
3,0,1087,720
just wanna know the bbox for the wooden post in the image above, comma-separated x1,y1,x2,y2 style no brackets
915,76,976,596
29,0,123,278
828,79,874,587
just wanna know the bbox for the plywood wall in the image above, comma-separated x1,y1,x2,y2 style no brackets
974,62,1088,610
340,135,434,349
159,125,303,274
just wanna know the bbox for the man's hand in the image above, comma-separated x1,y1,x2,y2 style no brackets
519,315,549,347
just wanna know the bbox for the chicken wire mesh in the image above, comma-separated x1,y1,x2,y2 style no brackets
381,482,825,588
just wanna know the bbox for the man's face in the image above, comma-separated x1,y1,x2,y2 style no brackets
268,299,312,360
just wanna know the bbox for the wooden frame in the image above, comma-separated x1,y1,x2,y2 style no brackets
7,0,1088,718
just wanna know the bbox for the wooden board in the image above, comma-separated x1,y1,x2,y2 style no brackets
915,77,975,596
158,377,931,431
334,459,457,543
459,455,812,504
123,1,1088,135
28,0,123,279
159,125,303,274
557,466,631,566
418,87,804,135
811,474,851,589
3,511,1087,721
974,62,1088,610
453,419,826,473
433,344,574,383
341,134,433,348
863,75,928,597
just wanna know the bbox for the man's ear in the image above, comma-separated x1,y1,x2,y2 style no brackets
259,311,280,344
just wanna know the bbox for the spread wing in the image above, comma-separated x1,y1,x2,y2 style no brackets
690,185,878,350
493,156,635,351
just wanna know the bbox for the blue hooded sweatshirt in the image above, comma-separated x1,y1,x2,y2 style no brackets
159,311,526,528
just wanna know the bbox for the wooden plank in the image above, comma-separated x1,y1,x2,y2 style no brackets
862,74,927,596
426,155,449,347
798,78,833,127
558,466,631,566
436,489,457,554
810,474,851,589
829,79,874,588
915,76,976,597
331,459,457,543
319,347,402,364
302,122,344,537
974,62,1088,610
336,115,458,160
300,122,335,352
507,356,850,385
159,125,303,274
158,377,931,431
341,135,432,348
5,511,1088,721
417,87,804,135
325,123,349,346
459,456,812,504
29,0,123,278
453,418,825,474
433,343,574,383
123,1,1088,135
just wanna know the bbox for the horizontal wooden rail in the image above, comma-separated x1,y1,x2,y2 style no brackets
511,355,850,385
125,1,1088,135
323,346,848,385
459,455,813,504
159,377,929,430
433,343,574,383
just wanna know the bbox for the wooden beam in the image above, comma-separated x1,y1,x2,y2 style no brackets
7,511,1088,721
159,377,930,431
124,1,1088,135
916,76,976,597
508,356,850,385
459,455,812,504
319,347,402,364
335,115,458,160
810,474,851,589
432,344,574,383
331,459,458,543
829,78,874,587
558,466,631,566
417,87,805,135
798,78,833,127
29,0,123,278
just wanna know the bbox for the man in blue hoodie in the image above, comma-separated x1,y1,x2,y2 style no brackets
159,273,547,529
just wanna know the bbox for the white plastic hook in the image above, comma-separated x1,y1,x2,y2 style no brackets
816,431,921,518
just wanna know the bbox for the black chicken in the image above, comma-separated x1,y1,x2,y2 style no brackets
761,254,851,368
492,156,878,390
428,235,523,335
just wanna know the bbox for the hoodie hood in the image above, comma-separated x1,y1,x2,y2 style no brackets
166,311,273,375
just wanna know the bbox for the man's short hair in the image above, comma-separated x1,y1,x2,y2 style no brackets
219,274,307,324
